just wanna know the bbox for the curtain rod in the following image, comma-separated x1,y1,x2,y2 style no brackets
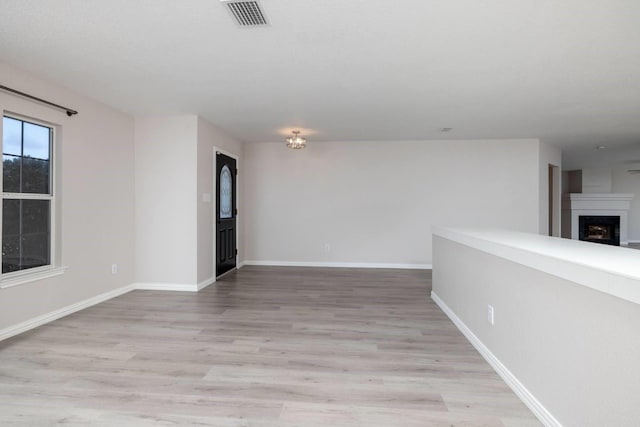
0,84,78,117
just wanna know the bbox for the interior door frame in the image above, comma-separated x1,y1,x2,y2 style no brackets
548,163,561,237
213,146,240,281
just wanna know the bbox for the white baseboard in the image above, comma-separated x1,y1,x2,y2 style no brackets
197,277,215,291
237,261,246,269
132,282,199,292
243,260,432,270
133,279,218,292
430,291,561,427
627,240,640,244
0,284,135,342
0,279,218,342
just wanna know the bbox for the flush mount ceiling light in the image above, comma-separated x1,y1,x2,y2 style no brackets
286,131,307,149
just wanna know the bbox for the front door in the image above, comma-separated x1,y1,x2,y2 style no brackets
216,152,237,277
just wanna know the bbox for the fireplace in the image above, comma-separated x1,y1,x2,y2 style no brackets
578,216,620,246
563,193,634,246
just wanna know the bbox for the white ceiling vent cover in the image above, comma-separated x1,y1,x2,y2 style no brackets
221,0,269,27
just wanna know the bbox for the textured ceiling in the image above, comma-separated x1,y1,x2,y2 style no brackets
1,0,639,149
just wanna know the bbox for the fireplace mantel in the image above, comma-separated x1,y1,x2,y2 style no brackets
562,193,634,245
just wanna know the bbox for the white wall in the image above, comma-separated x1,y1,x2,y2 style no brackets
0,61,135,330
135,115,244,287
582,167,613,193
135,115,198,285
197,117,243,283
243,139,540,266
538,141,562,236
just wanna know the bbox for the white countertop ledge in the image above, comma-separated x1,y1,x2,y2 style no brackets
433,227,640,305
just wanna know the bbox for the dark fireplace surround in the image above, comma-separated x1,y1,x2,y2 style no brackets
579,216,620,246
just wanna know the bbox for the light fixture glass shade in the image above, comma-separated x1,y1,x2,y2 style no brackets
286,131,306,149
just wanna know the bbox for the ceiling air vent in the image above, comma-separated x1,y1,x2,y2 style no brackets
221,0,269,27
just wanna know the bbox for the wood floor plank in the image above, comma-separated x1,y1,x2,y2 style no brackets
0,266,541,426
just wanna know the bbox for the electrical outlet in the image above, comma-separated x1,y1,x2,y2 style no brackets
324,243,331,253
487,305,494,325
111,264,118,275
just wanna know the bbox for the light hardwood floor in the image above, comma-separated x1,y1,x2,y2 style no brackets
0,267,541,426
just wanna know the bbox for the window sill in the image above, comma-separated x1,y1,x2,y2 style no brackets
0,266,68,289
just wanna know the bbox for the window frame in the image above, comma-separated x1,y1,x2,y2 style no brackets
0,113,64,288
